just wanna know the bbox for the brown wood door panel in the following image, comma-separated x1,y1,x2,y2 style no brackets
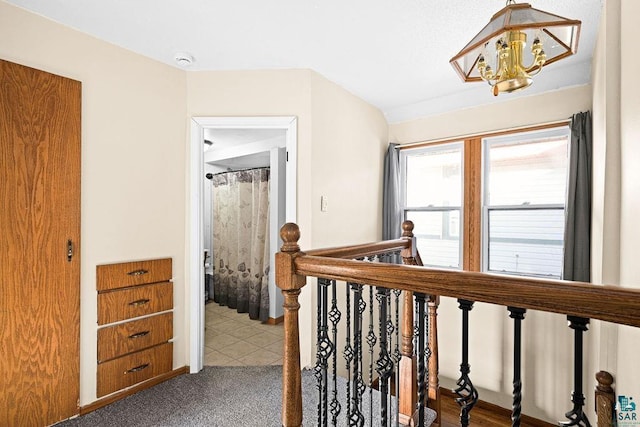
97,312,173,363
97,343,173,397
0,60,81,425
97,282,173,325
96,258,172,291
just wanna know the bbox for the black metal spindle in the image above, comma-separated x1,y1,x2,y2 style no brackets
385,288,394,424
328,280,341,425
366,285,377,423
314,278,333,426
508,307,526,427
393,289,402,426
561,316,591,427
376,287,393,427
454,299,479,427
350,283,365,427
423,294,432,427
415,292,427,427
344,284,353,421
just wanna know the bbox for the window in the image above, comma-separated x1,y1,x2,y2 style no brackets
400,125,570,278
400,143,463,269
483,128,569,277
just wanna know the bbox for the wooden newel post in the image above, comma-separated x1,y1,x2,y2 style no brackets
399,220,418,426
595,371,615,427
276,223,307,427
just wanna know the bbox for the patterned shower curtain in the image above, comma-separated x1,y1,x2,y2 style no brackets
211,168,270,321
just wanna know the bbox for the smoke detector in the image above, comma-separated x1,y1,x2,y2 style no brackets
174,52,194,67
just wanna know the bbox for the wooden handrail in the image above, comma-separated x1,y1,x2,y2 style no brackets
292,255,640,328
305,238,410,259
277,222,630,427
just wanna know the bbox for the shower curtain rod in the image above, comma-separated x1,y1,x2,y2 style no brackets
206,166,270,179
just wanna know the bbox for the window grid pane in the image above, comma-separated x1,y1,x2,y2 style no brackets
486,136,568,206
405,146,462,208
487,208,564,278
406,210,461,269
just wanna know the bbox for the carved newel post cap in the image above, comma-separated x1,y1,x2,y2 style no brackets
596,370,614,388
402,220,414,237
280,223,301,253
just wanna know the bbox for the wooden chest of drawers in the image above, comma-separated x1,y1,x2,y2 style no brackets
96,258,173,397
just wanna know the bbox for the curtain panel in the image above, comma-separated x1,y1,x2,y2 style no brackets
563,111,592,282
383,143,401,240
212,168,270,321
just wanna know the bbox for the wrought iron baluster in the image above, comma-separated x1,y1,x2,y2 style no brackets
350,283,365,427
329,280,341,425
314,278,333,427
561,316,591,427
415,292,427,427
508,307,526,427
454,299,478,427
367,285,377,424
393,289,402,427
422,294,432,427
314,279,323,426
344,284,353,421
376,287,393,427
393,290,402,364
385,287,394,425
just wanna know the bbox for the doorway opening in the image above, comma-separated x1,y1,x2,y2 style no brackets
188,116,297,372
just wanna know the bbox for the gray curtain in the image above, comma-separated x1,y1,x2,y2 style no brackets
383,143,402,240
563,111,592,282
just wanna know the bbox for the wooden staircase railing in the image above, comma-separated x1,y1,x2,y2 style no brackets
276,221,634,427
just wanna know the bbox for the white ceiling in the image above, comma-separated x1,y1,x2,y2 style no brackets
6,0,603,123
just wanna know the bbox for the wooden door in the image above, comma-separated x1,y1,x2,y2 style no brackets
0,59,81,426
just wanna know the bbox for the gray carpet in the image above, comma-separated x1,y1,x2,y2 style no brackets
55,366,435,426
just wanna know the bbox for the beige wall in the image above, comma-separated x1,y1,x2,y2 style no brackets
309,71,388,247
592,0,640,404
187,69,388,368
0,1,188,406
617,0,640,399
591,0,622,392
0,0,390,406
389,85,591,143
389,86,593,421
187,69,315,366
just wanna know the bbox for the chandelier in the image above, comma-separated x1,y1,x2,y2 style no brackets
450,1,581,96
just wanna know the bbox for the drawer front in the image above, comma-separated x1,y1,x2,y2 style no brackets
97,258,172,291
97,282,173,325
97,343,173,397
97,312,173,362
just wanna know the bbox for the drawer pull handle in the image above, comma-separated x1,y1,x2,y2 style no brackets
128,330,150,339
125,363,149,374
129,298,150,307
127,269,149,276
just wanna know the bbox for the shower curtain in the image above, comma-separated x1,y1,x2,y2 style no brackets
211,168,270,321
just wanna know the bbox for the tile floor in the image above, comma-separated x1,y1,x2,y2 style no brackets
204,301,284,366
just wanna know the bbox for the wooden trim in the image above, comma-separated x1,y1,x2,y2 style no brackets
463,138,482,272
439,388,555,427
266,316,284,325
80,366,188,415
293,255,640,328
305,238,410,259
397,121,570,150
